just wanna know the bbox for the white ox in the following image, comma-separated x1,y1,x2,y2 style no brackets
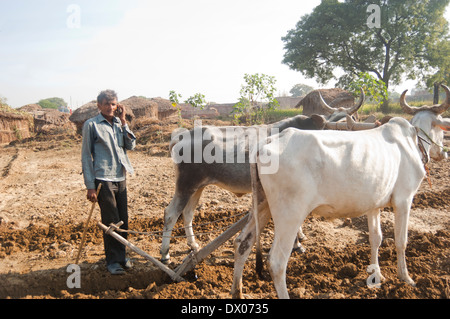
400,85,450,161
231,85,450,299
160,91,368,263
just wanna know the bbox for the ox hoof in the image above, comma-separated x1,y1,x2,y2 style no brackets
160,257,170,265
292,245,307,254
402,277,416,287
231,292,244,299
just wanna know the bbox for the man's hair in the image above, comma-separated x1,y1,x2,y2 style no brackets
97,90,118,104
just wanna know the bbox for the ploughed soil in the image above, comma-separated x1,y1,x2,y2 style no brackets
0,119,449,300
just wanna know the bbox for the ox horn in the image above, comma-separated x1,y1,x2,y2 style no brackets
436,84,450,114
400,84,450,115
319,89,365,115
346,89,366,115
345,115,378,130
318,91,337,114
324,115,378,130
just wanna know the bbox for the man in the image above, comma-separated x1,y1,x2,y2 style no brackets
81,89,136,275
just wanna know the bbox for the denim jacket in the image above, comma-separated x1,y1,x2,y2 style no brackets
81,113,136,189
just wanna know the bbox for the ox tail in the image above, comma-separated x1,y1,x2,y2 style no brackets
250,161,265,279
168,127,189,157
168,138,177,156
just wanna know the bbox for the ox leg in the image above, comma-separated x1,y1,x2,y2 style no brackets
367,209,385,282
182,187,204,253
292,226,307,253
231,204,270,299
393,201,415,286
160,191,192,263
268,219,303,299
231,219,255,299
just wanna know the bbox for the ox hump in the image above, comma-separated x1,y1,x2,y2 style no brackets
383,117,416,137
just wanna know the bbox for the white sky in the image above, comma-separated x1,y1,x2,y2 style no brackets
1,0,449,109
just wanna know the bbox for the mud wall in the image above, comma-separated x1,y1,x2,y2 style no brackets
0,112,32,144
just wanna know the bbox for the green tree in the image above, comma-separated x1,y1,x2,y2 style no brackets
184,93,207,110
289,83,315,97
232,73,279,124
169,90,207,127
38,97,67,109
338,72,388,106
282,0,450,112
422,38,450,103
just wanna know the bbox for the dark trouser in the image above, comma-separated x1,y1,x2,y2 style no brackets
95,179,128,266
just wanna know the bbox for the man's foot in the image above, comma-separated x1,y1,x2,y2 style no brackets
122,258,133,270
107,263,125,275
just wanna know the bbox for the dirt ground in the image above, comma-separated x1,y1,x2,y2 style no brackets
0,119,449,300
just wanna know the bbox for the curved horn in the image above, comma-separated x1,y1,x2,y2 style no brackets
430,84,450,114
346,115,378,130
400,85,450,115
399,89,419,115
318,89,365,115
345,89,365,115
325,115,378,130
318,91,337,114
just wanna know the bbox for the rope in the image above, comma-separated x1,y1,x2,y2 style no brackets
114,211,248,239
417,133,433,188
419,128,449,152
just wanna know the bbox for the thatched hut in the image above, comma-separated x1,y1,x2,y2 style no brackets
18,103,41,113
70,96,173,133
69,96,185,133
19,104,76,133
69,101,101,133
295,88,355,116
69,100,135,133
121,96,158,120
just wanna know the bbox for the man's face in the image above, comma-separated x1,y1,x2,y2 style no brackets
98,98,118,119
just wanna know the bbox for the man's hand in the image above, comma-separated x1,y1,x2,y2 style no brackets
87,189,98,202
117,104,127,126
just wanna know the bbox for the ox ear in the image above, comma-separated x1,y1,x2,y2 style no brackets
311,114,327,129
432,118,450,131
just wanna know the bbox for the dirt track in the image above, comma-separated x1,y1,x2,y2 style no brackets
0,123,449,299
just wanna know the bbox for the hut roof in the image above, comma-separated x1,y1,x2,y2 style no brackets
295,88,354,109
295,88,355,116
18,104,42,112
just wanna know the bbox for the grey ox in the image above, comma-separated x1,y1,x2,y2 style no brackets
231,84,450,299
160,91,367,263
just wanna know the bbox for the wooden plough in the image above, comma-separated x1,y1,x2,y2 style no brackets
97,213,249,282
